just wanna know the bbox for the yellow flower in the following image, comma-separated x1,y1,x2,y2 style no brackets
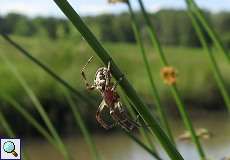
160,66,177,85
108,0,128,4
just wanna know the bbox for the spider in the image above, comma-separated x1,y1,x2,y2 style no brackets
81,56,140,131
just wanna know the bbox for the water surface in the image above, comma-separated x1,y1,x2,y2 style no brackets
25,111,230,160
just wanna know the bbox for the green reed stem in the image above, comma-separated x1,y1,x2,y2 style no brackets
1,54,72,160
124,131,162,160
1,20,161,160
120,96,161,160
2,96,57,147
186,8,230,112
127,1,175,144
122,94,158,154
0,108,30,160
62,89,102,160
0,111,14,137
53,0,183,159
139,0,206,159
186,0,230,63
1,34,95,106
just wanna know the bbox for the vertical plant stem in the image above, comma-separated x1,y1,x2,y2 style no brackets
124,131,162,160
0,111,14,137
122,94,157,153
186,7,230,112
127,0,175,144
2,96,57,148
1,34,95,106
139,0,206,159
186,0,230,63
62,89,102,160
1,54,72,160
0,106,30,160
53,0,184,159
110,92,162,159
170,87,205,160
138,1,168,66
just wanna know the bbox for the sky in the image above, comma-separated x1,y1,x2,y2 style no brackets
0,0,230,17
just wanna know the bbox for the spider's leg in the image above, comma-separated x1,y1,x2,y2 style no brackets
105,61,111,88
81,56,95,90
110,106,136,131
105,75,110,88
81,56,94,79
96,100,114,130
107,61,111,72
119,110,141,128
112,102,149,130
106,122,117,129
109,109,120,123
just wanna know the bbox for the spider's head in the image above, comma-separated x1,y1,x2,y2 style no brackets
94,67,112,92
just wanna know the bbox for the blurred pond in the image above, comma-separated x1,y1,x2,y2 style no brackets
25,110,230,160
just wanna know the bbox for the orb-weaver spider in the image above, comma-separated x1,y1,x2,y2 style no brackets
81,56,141,131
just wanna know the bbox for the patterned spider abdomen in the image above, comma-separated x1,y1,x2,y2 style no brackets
103,87,119,106
94,67,111,91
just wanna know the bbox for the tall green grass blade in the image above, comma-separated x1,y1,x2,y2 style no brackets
124,96,156,151
186,7,230,112
170,88,206,160
64,86,161,160
127,0,175,144
0,102,30,160
139,0,206,159
138,1,168,66
0,111,14,137
62,89,102,160
121,93,158,155
1,34,95,106
2,20,162,160
124,131,162,160
1,95,57,148
1,20,161,160
0,54,72,160
122,92,169,160
53,0,183,159
186,0,230,63
115,94,161,159
61,88,163,160
3,95,85,159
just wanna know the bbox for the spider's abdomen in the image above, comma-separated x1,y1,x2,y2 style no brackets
104,88,119,106
94,67,111,91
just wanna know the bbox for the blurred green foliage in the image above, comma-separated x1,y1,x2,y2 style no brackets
1,36,229,111
1,10,230,47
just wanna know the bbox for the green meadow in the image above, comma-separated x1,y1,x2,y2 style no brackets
1,36,229,110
